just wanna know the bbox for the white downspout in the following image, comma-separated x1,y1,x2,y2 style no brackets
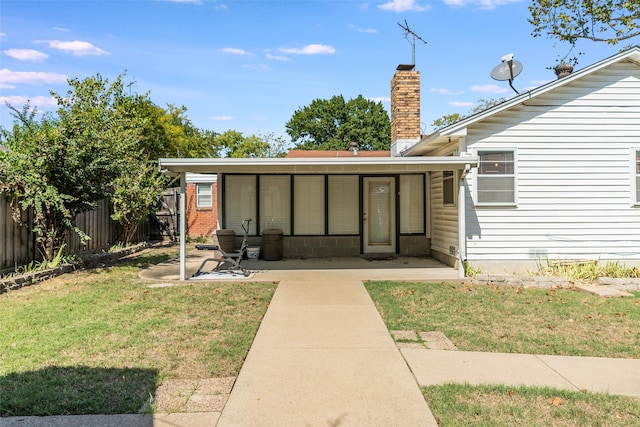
458,164,470,279
179,172,187,281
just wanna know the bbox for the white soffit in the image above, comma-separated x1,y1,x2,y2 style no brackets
160,156,477,175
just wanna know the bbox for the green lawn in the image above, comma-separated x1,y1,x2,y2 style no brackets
1,247,276,416
365,280,640,425
423,383,640,426
365,280,640,358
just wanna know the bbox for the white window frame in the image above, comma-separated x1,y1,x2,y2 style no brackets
196,183,212,208
475,149,517,206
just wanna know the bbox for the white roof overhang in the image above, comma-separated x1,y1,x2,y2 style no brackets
160,156,477,175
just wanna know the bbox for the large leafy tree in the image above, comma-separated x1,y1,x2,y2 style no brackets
0,74,138,260
286,95,390,151
529,0,640,46
214,130,289,158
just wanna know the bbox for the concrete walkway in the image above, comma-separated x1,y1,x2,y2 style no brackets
216,268,444,426
4,255,640,426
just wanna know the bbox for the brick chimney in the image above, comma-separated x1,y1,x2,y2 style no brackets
390,65,421,157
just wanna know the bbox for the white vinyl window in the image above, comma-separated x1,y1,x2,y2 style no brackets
260,175,291,234
196,183,212,208
224,175,257,234
328,175,359,234
400,174,424,234
442,171,455,206
477,150,515,205
294,175,325,235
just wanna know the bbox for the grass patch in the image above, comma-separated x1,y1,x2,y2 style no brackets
423,383,640,426
365,281,640,358
0,246,276,416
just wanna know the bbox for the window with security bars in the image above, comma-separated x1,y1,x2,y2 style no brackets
477,150,515,204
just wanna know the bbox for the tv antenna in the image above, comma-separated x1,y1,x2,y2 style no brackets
490,53,523,95
398,20,427,67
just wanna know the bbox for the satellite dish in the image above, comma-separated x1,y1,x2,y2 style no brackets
491,60,523,81
490,53,523,94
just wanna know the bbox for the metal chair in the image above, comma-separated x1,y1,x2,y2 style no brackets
192,219,252,277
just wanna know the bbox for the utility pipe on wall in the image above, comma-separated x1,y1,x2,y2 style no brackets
179,172,187,281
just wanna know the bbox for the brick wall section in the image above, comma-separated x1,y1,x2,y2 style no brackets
186,183,218,238
391,70,421,142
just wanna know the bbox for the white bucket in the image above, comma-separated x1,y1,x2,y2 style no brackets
247,247,260,259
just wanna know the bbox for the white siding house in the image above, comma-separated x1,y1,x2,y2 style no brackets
405,47,640,273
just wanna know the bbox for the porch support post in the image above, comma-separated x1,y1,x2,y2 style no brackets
179,172,187,281
457,166,469,279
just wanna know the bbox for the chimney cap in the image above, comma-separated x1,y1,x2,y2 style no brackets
396,64,415,71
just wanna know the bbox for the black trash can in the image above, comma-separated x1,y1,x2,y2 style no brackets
215,229,236,253
262,229,283,261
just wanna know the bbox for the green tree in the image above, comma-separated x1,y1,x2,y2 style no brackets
286,95,390,151
111,160,167,244
214,130,289,158
431,113,463,130
431,98,506,129
155,104,221,158
0,74,137,260
257,132,290,158
529,0,640,46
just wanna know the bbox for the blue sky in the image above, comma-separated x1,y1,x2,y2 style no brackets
0,0,624,144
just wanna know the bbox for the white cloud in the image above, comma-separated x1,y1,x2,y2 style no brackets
0,95,58,109
430,87,464,95
221,47,249,55
0,69,67,89
53,26,71,32
470,84,508,94
42,40,109,56
443,0,523,10
378,0,431,12
3,49,49,62
348,24,378,34
211,115,233,121
266,53,290,61
243,64,271,71
530,79,552,86
0,33,7,39
279,44,336,55
369,96,390,103
450,101,475,107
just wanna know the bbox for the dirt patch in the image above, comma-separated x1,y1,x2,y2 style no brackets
147,377,236,413
391,330,458,350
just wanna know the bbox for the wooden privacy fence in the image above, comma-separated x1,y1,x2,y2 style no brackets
0,189,179,274
0,196,34,274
